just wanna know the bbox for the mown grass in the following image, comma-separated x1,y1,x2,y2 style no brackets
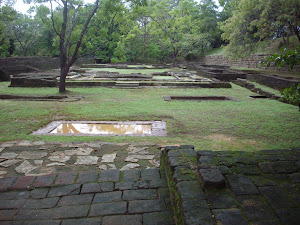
0,82,299,151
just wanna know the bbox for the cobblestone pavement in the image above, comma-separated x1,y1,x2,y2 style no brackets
163,146,300,225
0,141,160,178
0,168,174,224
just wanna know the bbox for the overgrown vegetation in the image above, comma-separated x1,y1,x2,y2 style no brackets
280,84,300,110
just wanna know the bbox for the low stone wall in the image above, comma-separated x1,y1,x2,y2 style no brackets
198,54,272,69
246,74,299,91
0,57,95,75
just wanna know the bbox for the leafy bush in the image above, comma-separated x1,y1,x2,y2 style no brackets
280,84,300,110
260,46,300,70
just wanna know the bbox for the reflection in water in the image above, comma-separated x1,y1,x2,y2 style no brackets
50,123,152,135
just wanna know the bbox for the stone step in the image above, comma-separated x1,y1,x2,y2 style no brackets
115,82,140,89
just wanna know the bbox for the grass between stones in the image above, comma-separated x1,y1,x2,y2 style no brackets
0,82,299,151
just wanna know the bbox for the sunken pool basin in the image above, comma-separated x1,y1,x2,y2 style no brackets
163,95,239,101
31,121,167,136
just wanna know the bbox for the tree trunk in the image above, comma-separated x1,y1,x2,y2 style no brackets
59,66,69,93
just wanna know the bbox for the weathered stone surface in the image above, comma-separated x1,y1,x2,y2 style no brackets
15,160,37,174
143,211,174,225
123,189,157,200
199,168,226,188
61,218,101,225
23,197,59,209
48,155,70,163
226,174,259,195
0,199,27,209
55,172,78,185
103,215,142,225
34,160,43,165
289,172,300,183
18,151,47,159
52,205,89,219
128,199,163,213
236,164,260,175
182,200,214,225
0,152,18,159
30,188,49,199
259,186,296,209
76,171,99,183
141,168,160,180
213,209,248,225
99,165,108,170
275,208,300,225
120,163,140,170
122,169,140,181
93,191,122,203
0,159,21,167
0,148,4,153
101,153,117,163
108,164,117,169
205,189,237,209
258,162,274,173
272,161,296,173
236,195,275,221
218,157,235,166
99,169,120,182
176,181,206,201
64,147,94,156
125,155,154,162
58,194,93,206
90,202,127,216
33,174,56,188
12,176,35,190
46,162,65,167
74,156,98,165
48,184,81,197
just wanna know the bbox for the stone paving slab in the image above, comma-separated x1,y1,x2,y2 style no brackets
0,141,161,178
0,168,174,224
162,145,300,225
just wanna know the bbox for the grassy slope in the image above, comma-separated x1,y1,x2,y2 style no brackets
0,82,299,151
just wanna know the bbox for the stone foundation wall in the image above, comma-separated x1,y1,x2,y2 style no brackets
198,54,272,69
246,74,299,91
0,57,95,75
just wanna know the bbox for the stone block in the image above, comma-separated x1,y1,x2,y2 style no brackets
99,169,120,182
55,172,78,185
0,209,18,221
48,184,81,197
141,168,160,180
237,195,275,221
272,161,296,173
205,189,237,209
33,174,56,188
0,177,17,191
236,164,260,175
123,189,157,200
52,205,89,219
143,211,174,225
90,202,127,216
114,181,134,190
199,168,226,188
275,208,300,225
128,199,164,213
93,191,122,203
76,171,99,183
12,176,35,190
213,208,248,225
122,169,140,181
15,208,54,220
259,186,296,209
258,162,274,173
182,200,214,225
61,217,101,225
102,215,142,225
30,188,49,199
58,194,94,206
226,174,259,195
22,197,59,209
0,199,26,209
176,181,206,201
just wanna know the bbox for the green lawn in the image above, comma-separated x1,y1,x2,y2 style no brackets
0,82,299,151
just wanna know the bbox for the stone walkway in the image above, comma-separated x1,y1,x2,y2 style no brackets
163,145,300,225
0,141,160,178
1,142,300,224
0,168,174,225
